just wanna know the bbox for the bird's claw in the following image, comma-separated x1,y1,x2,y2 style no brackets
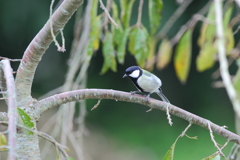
130,91,136,95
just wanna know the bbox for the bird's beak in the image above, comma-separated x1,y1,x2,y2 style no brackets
123,74,127,78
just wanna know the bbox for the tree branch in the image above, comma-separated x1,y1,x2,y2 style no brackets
34,89,240,145
214,0,240,118
1,60,18,160
15,0,84,104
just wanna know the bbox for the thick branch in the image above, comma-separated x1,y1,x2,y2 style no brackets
15,0,84,103
34,89,240,145
1,60,18,160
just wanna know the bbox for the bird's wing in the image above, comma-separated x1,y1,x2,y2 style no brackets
142,69,152,77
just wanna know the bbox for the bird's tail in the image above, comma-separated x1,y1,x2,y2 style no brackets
156,91,170,103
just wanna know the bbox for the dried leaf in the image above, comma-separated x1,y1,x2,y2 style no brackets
149,0,163,35
174,29,192,84
157,38,172,70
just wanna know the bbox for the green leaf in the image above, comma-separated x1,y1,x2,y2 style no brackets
157,38,172,70
202,154,220,160
174,29,192,84
90,0,98,23
145,37,157,71
68,157,75,160
163,136,181,160
223,4,233,30
120,0,135,28
128,26,150,68
101,32,117,74
149,0,163,35
87,16,102,56
233,59,240,96
111,1,122,32
0,132,7,151
163,142,176,160
17,108,34,135
196,42,217,72
87,0,102,56
225,27,234,54
198,2,215,48
116,28,131,64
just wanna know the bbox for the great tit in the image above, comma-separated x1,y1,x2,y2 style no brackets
123,66,170,103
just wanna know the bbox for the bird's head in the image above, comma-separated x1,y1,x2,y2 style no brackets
123,66,142,79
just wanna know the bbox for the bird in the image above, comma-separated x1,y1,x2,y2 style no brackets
123,66,170,103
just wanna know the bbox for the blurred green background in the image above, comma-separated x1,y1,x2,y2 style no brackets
0,0,238,159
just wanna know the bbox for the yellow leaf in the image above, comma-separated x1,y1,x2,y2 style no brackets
157,38,172,70
174,30,192,84
0,132,7,151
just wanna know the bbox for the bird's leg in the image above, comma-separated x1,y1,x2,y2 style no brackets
130,91,141,95
145,93,152,111
145,93,150,101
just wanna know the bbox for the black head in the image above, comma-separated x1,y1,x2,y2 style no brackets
123,66,142,79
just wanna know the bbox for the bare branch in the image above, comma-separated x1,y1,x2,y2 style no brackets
207,121,227,159
34,89,240,145
1,60,18,160
99,0,118,28
0,57,21,62
15,0,84,104
215,0,240,117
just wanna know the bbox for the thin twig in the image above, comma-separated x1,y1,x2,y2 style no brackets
233,25,240,35
50,0,66,52
99,0,118,28
170,14,214,45
0,121,69,160
91,99,102,110
0,57,21,62
136,0,144,27
215,0,240,118
39,131,69,160
166,104,173,126
207,121,227,159
156,0,193,40
180,123,192,137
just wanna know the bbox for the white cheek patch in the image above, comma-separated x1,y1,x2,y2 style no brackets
129,70,140,78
